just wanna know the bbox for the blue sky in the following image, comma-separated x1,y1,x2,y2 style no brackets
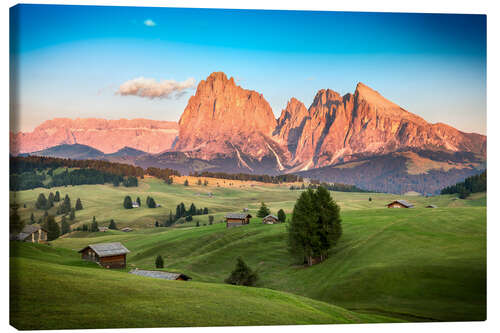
10,4,486,134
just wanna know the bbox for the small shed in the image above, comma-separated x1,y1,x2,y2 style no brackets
10,225,48,243
132,202,139,208
129,268,191,281
263,215,279,224
225,213,252,228
426,205,437,208
387,200,414,208
121,227,133,232
98,226,109,232
78,242,130,269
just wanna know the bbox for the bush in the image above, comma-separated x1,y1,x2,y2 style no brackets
224,257,258,286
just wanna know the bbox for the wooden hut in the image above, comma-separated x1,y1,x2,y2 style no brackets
78,242,130,269
129,268,191,281
387,200,414,208
10,225,48,244
263,215,279,224
225,213,252,228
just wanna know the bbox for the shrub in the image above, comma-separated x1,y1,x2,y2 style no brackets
224,257,258,286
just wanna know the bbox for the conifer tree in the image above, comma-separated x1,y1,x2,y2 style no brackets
224,257,258,286
35,193,48,210
10,204,24,234
277,209,286,223
61,216,71,235
43,215,60,241
109,219,117,230
30,212,35,224
54,191,61,202
155,255,164,268
69,208,76,221
257,202,271,218
75,198,83,210
48,192,55,207
91,216,98,232
123,196,133,209
136,197,141,207
184,179,189,186
209,215,214,225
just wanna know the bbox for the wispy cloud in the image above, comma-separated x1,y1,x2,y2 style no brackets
144,19,156,27
117,77,196,99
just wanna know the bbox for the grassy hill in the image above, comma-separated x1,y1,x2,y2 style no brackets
10,178,486,327
10,242,396,330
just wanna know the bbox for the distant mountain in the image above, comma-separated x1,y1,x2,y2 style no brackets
30,144,105,160
10,118,178,155
11,71,486,194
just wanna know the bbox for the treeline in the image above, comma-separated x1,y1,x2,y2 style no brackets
10,156,179,190
290,181,368,193
191,171,303,184
440,171,486,198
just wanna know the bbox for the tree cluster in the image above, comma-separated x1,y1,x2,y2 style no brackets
440,171,486,198
191,171,302,184
288,187,342,266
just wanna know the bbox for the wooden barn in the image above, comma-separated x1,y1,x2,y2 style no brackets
129,268,191,281
78,242,130,269
10,225,48,244
225,213,252,228
387,200,414,208
263,215,279,224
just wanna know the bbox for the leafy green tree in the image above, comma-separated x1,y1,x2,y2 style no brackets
54,191,60,202
35,193,48,210
61,216,71,235
155,255,164,268
75,198,83,210
109,219,117,230
43,215,60,241
209,215,214,225
123,196,133,209
277,209,286,223
10,204,24,234
257,202,271,218
224,257,258,286
69,208,76,221
288,187,342,266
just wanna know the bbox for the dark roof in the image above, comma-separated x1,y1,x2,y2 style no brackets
78,242,130,257
11,225,48,241
129,269,191,281
263,215,278,220
225,213,252,219
387,200,414,208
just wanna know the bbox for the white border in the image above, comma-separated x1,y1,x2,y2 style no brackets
2,1,498,333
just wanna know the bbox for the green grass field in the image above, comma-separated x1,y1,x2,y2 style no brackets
10,179,486,328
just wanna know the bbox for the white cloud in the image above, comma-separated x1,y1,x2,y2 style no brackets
144,19,156,27
117,77,196,99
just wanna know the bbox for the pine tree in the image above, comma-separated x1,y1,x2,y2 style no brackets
277,209,286,223
155,255,164,268
75,198,83,210
58,195,71,215
69,208,76,221
224,257,258,286
43,215,60,241
257,202,271,218
147,196,157,208
184,179,189,186
195,220,200,227
209,215,214,225
203,180,208,186
10,204,24,234
48,192,55,207
155,221,159,227
109,219,117,230
35,193,48,210
30,212,35,224
123,196,133,209
203,207,209,214
189,203,196,215
197,179,202,185
61,216,71,235
91,216,98,232
136,197,141,207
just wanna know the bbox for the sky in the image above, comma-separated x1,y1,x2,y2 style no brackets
10,4,486,134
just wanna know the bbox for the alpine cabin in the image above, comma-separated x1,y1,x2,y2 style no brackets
10,225,48,244
79,242,130,269
387,200,414,208
263,215,279,224
225,213,252,228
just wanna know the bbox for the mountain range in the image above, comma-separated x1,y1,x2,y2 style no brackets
11,72,486,194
